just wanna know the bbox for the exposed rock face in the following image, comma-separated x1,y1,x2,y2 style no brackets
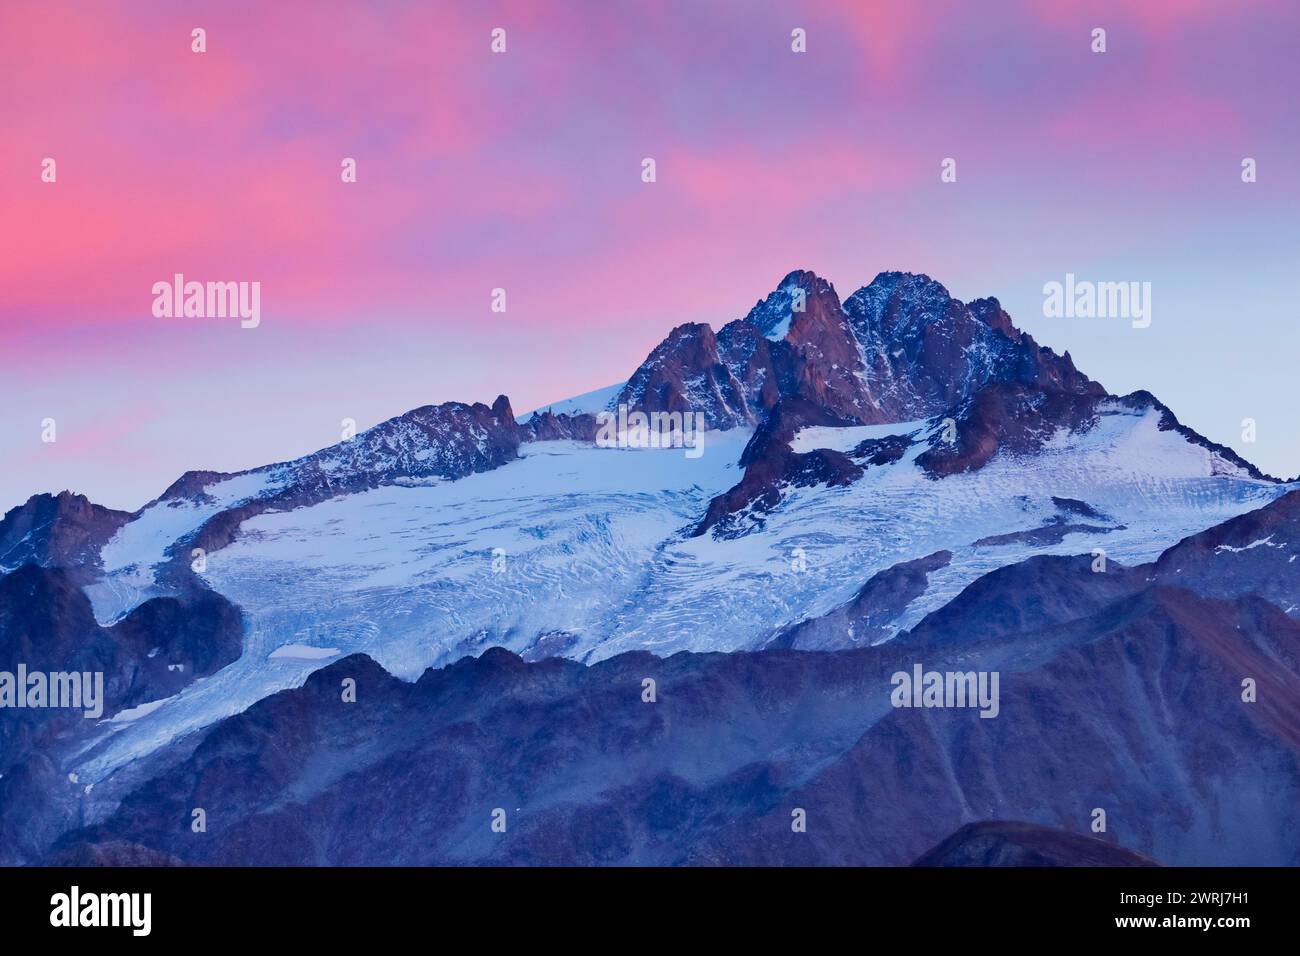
523,409,598,442
156,471,235,504
844,274,1101,419
0,564,244,865
714,319,782,419
619,270,1104,434
45,840,187,867
48,569,1300,866
695,446,861,539
914,387,1273,481
693,397,924,538
1151,488,1300,614
165,396,526,567
912,821,1158,867
0,491,132,577
6,266,1293,870
614,271,866,430
1052,496,1107,520
655,269,1136,532
0,564,243,730
779,271,879,422
846,271,994,418
265,395,523,500
693,397,863,537
616,322,758,429
915,383,1103,478
170,396,523,510
770,550,953,649
852,433,914,466
972,520,1116,549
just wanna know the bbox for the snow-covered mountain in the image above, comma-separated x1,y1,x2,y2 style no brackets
42,493,1300,866
2,267,1295,866
614,270,1101,430
0,491,132,582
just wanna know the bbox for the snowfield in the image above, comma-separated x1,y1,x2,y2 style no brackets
790,420,929,454
517,382,623,423
89,471,282,623
73,402,1288,781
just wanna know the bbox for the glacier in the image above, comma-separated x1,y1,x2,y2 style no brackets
71,399,1287,783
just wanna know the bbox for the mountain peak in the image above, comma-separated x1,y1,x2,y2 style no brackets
0,490,132,575
742,270,838,342
966,296,1019,340
844,270,957,334
611,266,1111,432
490,394,515,427
858,269,955,307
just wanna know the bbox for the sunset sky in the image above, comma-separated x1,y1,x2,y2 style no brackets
2,0,1298,509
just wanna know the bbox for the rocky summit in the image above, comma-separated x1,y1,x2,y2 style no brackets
2,268,1295,867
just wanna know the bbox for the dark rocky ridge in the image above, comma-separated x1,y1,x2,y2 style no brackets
619,269,1105,432
918,386,1274,482
912,821,1159,867
780,489,1300,694
686,583,1300,866
1133,389,1275,482
0,563,244,865
972,520,1117,549
0,492,132,581
674,268,1114,531
0,565,242,725
631,270,1280,534
15,269,1275,575
3,267,1292,869
769,550,953,650
693,397,865,537
522,408,598,442
4,420,1295,867
1151,487,1300,615
153,396,525,576
843,273,1102,419
915,382,1103,478
43,501,1300,866
47,581,1300,866
615,322,759,429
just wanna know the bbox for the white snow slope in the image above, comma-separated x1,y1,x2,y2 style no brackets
517,382,624,423
75,401,1288,781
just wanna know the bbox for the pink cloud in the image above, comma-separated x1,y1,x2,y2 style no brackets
1,0,1297,506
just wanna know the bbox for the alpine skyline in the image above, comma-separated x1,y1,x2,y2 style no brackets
3,0,1298,509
